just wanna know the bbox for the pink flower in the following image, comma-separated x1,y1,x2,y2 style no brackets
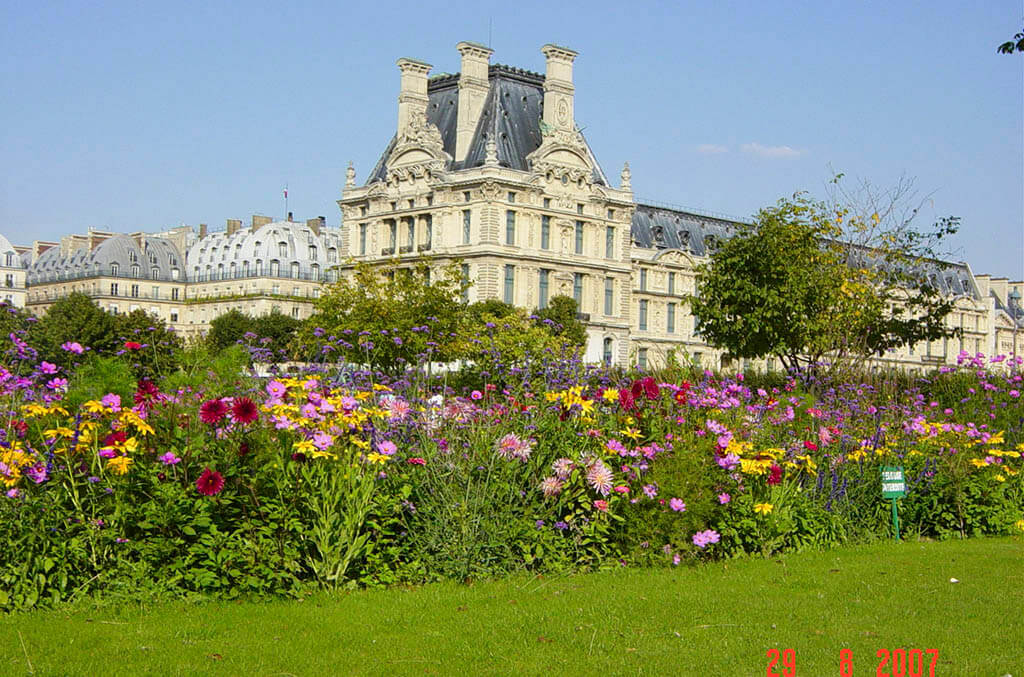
593,499,609,512
158,452,181,465
718,493,731,504
470,390,483,400
613,485,629,494
692,529,720,548
195,468,225,496
672,553,681,566
266,380,287,399
407,457,426,465
669,498,686,512
61,341,84,354
377,440,397,456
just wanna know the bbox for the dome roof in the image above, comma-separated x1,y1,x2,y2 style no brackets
27,235,184,283
0,234,24,268
186,220,341,282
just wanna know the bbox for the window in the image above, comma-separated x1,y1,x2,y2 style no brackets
541,215,550,250
543,198,551,208
170,311,178,323
577,203,584,215
151,267,160,280
4,253,11,266
4,275,12,288
462,210,471,244
667,302,676,333
309,245,317,260
640,269,647,291
359,224,368,255
506,210,516,245
290,262,300,278
151,286,159,299
461,264,470,302
539,269,550,309
507,192,516,203
110,263,119,276
130,284,139,298
110,283,118,296
607,208,615,220
360,206,367,217
312,263,320,279
388,220,397,250
504,265,515,304
218,264,225,280
767,358,775,372
464,191,471,202
327,247,337,263
575,221,584,254
639,300,648,330
407,199,415,209
171,268,179,280
424,215,432,249
604,278,614,315
573,273,583,307
292,306,300,319
278,242,288,257
172,288,180,300
605,226,614,258
272,284,280,295
255,260,263,275
638,348,648,370
270,260,280,276
406,217,415,249
668,272,676,295
603,337,613,365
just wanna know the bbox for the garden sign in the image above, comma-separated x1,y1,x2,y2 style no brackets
881,466,905,540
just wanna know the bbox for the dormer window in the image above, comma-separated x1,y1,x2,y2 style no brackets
309,245,317,260
278,242,288,257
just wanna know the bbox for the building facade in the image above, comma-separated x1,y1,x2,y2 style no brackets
7,41,1022,369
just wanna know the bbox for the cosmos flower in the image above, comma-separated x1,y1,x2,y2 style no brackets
196,468,225,496
61,341,84,354
692,529,720,548
266,380,287,399
669,498,686,512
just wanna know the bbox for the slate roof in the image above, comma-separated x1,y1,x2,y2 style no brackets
630,203,981,300
369,65,608,184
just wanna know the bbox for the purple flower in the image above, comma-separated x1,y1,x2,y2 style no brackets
158,452,181,465
61,341,84,354
377,440,397,456
718,493,731,504
39,361,58,375
642,483,658,499
554,521,568,530
692,529,721,549
669,498,686,512
101,393,122,411
471,390,483,400
266,380,287,398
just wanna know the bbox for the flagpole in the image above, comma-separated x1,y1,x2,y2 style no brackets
284,184,288,221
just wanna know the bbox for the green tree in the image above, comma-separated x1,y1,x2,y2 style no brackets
30,292,118,367
458,306,581,384
533,295,588,348
296,259,469,373
688,189,959,374
998,25,1024,53
252,310,302,359
206,310,255,354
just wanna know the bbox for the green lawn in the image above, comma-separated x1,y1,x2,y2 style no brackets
2,538,1022,676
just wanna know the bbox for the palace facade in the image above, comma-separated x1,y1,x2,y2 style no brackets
7,42,1023,369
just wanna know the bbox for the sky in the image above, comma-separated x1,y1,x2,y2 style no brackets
2,1,1022,278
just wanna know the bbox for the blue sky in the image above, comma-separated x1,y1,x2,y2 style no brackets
2,1,1021,277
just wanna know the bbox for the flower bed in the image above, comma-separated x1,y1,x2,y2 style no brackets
1,326,1021,610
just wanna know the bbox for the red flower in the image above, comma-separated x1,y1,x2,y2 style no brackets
231,397,259,425
195,468,225,496
641,376,660,400
134,379,159,406
199,398,228,425
767,463,783,485
618,389,636,412
124,341,142,351
630,380,644,401
407,457,426,465
593,499,609,512
102,431,127,446
674,389,688,404
803,440,819,452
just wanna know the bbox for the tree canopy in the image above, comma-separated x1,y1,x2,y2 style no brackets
688,185,960,374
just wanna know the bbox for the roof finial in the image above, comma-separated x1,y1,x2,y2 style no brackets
620,161,632,190
345,161,356,188
485,134,498,166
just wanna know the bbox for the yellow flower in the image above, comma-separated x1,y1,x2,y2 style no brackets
620,428,642,442
44,427,75,439
293,439,315,453
1015,519,1024,533
994,475,1006,482
970,458,989,468
741,458,770,475
366,452,389,465
372,383,391,392
601,388,619,404
83,400,108,414
987,431,1005,445
754,503,774,516
106,456,134,475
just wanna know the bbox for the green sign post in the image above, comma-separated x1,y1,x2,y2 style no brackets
881,466,906,540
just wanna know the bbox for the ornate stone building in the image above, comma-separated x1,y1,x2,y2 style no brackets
338,41,1022,370
7,41,1022,369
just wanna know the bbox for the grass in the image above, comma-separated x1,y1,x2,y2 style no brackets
2,538,1022,676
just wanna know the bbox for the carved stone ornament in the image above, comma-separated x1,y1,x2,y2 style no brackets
386,111,451,185
345,161,357,188
484,135,499,166
526,123,593,183
480,181,501,200
620,161,632,190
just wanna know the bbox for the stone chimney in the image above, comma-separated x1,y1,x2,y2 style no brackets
226,219,241,236
396,57,432,133
455,41,493,162
199,223,208,238
541,44,578,134
252,215,273,229
306,217,321,236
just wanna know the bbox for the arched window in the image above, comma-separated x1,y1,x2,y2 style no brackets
603,337,614,365
230,262,237,278
309,245,317,260
327,247,337,263
311,263,320,279
255,259,263,275
171,268,179,280
278,242,288,258
290,262,300,278
270,260,280,276
151,267,160,280
242,260,249,276
218,264,225,280
110,263,119,276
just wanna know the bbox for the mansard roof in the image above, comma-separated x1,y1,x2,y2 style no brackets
368,65,608,185
631,203,981,300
